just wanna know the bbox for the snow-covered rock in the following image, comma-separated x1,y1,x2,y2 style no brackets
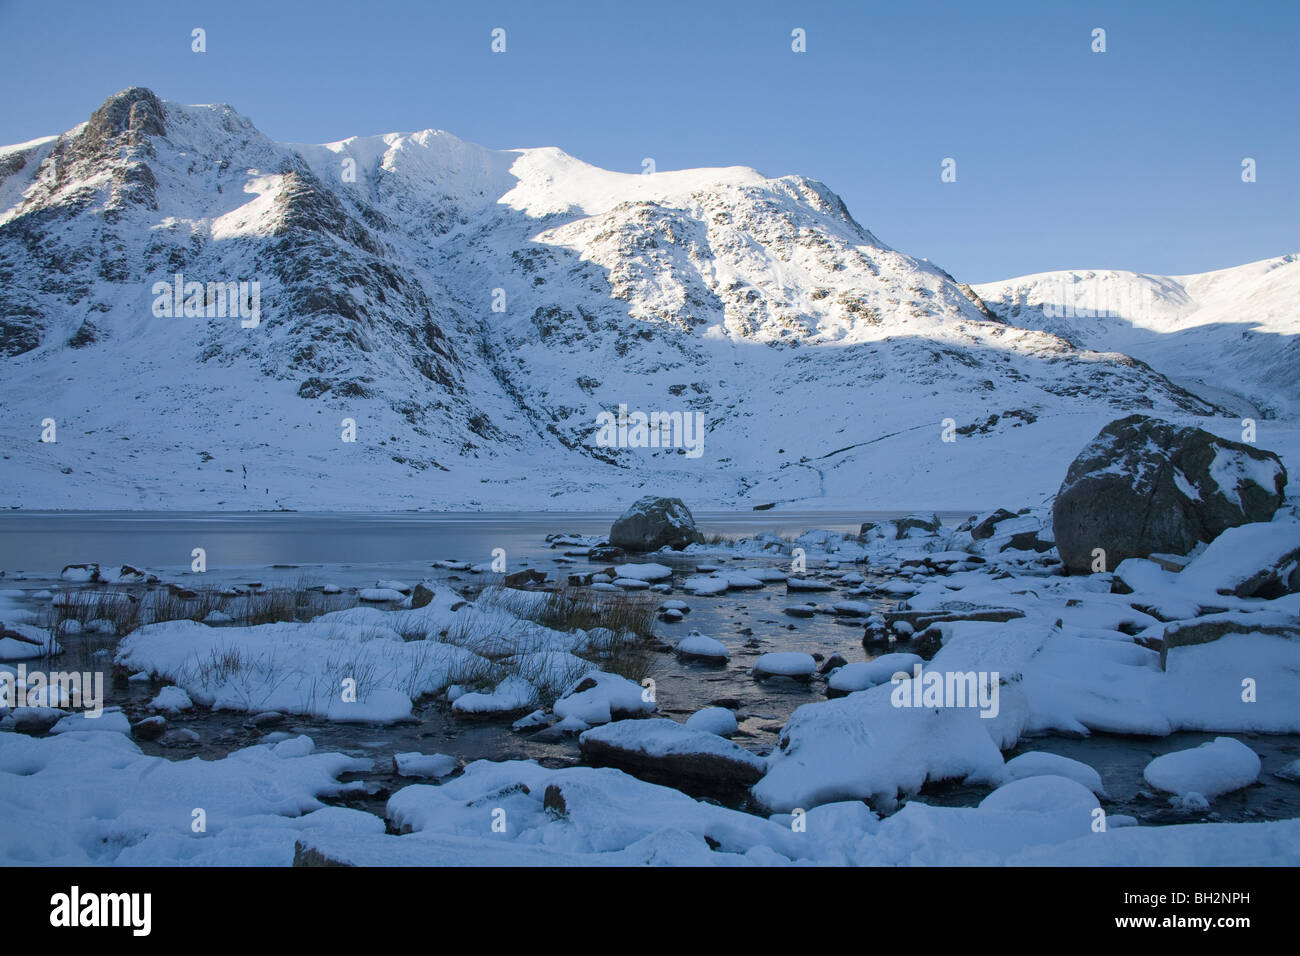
451,676,537,719
579,718,765,794
684,707,738,737
615,563,673,582
1175,518,1300,598
999,751,1107,797
753,652,816,680
826,653,924,697
393,752,460,779
148,686,193,714
609,498,703,552
552,672,655,727
674,630,729,664
1143,737,1261,800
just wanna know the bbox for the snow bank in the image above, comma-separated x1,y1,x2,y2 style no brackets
0,731,374,865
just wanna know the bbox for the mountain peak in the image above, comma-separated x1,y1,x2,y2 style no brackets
85,87,166,146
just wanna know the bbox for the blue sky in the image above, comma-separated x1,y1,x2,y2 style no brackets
1,0,1295,282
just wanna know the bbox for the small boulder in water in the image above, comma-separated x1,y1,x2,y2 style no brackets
674,630,730,664
754,652,816,680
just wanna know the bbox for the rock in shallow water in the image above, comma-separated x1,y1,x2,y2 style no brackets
1143,736,1261,800
609,496,703,552
674,630,730,664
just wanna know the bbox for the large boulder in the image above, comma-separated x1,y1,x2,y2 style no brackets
1052,415,1287,573
609,496,703,552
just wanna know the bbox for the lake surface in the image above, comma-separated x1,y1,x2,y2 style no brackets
0,510,972,576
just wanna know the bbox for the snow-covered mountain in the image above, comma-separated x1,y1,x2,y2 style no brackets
0,88,1284,512
975,256,1300,419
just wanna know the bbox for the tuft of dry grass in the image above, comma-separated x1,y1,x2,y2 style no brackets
479,585,658,638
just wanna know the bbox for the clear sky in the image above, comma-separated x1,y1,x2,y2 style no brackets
1,0,1296,282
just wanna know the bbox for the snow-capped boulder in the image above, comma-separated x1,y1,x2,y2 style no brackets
684,707,738,737
966,509,1019,540
50,708,131,735
786,577,834,592
826,653,924,698
1143,737,1260,800
393,752,460,779
578,718,765,795
1053,415,1287,574
978,774,1101,817
1000,751,1107,797
450,676,538,719
358,587,406,603
553,672,655,727
148,686,193,714
615,563,673,582
609,497,703,552
683,575,728,596
753,652,816,680
59,564,100,583
858,520,898,542
674,630,730,664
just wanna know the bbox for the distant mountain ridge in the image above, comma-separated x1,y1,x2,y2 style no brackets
975,255,1300,419
0,87,1285,512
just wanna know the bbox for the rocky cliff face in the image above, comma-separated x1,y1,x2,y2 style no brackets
0,88,1228,510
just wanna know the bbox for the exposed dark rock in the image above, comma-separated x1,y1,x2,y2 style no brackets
609,497,703,552
1053,415,1287,574
131,715,167,741
410,582,435,609
503,568,547,588
895,513,942,538
578,718,765,798
819,653,848,674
